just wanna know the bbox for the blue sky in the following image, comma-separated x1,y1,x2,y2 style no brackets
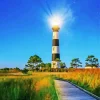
0,0,100,68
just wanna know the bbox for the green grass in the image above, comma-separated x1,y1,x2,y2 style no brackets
0,76,58,100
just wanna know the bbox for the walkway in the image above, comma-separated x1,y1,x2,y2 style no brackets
55,80,98,100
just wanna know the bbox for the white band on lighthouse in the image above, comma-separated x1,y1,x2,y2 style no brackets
53,32,59,39
52,46,59,54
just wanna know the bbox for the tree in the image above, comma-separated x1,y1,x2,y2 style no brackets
15,67,20,71
55,58,67,68
3,67,9,70
60,62,66,68
55,58,61,62
85,55,99,67
45,63,51,68
70,58,82,68
39,63,45,68
26,55,42,70
22,68,28,74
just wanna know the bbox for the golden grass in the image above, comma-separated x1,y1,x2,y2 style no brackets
35,77,50,92
54,68,100,96
0,69,100,98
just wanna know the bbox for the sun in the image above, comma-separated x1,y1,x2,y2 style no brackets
49,15,63,28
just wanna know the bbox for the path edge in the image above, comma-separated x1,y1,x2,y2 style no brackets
55,79,100,100
54,80,61,100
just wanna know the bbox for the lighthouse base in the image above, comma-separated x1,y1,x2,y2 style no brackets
51,61,60,68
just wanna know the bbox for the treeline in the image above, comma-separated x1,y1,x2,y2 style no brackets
0,55,99,73
23,55,67,72
70,55,99,68
0,67,20,73
22,54,100,73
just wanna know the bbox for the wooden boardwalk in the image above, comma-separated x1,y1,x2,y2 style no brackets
55,80,97,100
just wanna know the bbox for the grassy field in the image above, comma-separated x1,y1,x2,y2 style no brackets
55,69,100,97
0,69,100,100
0,74,58,100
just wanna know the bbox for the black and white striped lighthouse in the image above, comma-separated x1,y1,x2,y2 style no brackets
52,25,60,68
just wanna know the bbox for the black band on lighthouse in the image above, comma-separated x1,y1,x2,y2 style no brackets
52,39,59,46
52,54,60,61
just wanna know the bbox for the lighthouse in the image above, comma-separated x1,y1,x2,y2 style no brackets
52,25,60,68
49,16,62,68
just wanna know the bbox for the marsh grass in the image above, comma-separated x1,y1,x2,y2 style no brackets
0,75,58,100
55,69,100,97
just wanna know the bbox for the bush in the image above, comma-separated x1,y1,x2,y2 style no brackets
27,71,33,75
22,68,28,74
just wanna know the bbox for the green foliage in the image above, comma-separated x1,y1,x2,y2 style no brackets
27,71,33,75
26,55,42,70
0,78,35,100
39,63,45,68
60,62,66,68
0,67,21,73
22,68,28,74
55,58,66,68
15,67,20,71
0,68,9,73
70,58,82,68
85,55,99,67
0,76,58,100
45,63,51,68
55,58,61,62
33,77,58,100
93,86,100,96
